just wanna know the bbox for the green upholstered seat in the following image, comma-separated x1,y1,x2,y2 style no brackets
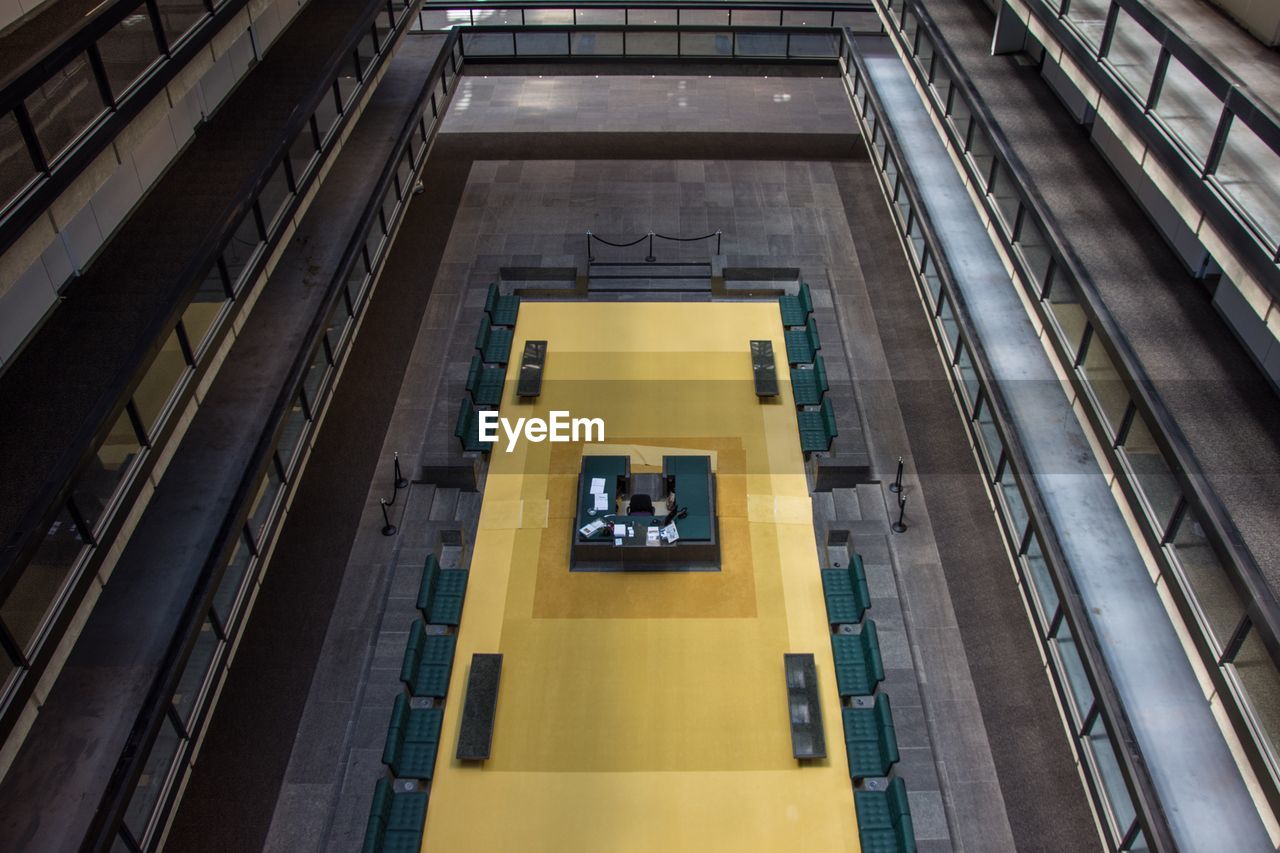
416,554,469,627
466,354,506,407
842,693,900,780
831,619,885,697
798,397,838,453
779,281,814,327
790,354,829,407
855,778,916,853
400,620,456,698
664,455,714,541
383,694,444,780
484,282,521,327
784,317,821,365
454,398,493,454
362,778,428,853
821,553,870,625
475,315,513,365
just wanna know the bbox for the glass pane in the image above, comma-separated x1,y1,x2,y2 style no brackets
314,90,340,143
1231,629,1280,765
680,32,732,58
1118,410,1180,529
1170,509,1244,648
0,643,17,697
988,163,1021,232
515,31,568,55
1106,9,1158,100
248,466,283,543
2,507,87,652
1053,618,1094,720
1086,714,1138,838
906,214,926,265
132,330,189,435
1045,269,1087,354
222,209,263,289
302,344,330,415
734,33,787,58
465,32,517,56
937,293,959,355
257,160,292,230
1064,0,1109,51
955,342,980,407
72,408,143,532
325,298,353,358
975,396,1002,469
998,463,1029,537
1014,213,1053,289
277,394,309,472
1023,532,1060,622
122,713,183,844
97,12,161,100
967,126,996,187
182,265,229,357
1079,334,1130,436
947,92,972,143
347,251,371,311
0,111,39,208
336,55,360,107
289,123,318,186
931,67,953,111
154,0,207,48
26,53,107,162
172,617,220,726
1152,55,1220,165
921,253,943,305
355,30,378,77
1215,116,1280,249
212,532,252,626
395,149,413,198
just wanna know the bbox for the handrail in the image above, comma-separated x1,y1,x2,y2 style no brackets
1020,0,1280,294
839,34,1171,849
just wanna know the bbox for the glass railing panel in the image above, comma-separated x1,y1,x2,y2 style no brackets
524,8,575,25
832,10,879,30
25,53,108,163
997,461,1030,535
625,31,679,55
955,341,980,406
1214,116,1280,250
0,506,87,655
1052,617,1095,720
247,466,283,543
929,65,952,111
302,344,330,414
132,329,190,435
121,711,182,845
0,647,16,695
966,123,996,190
72,408,143,534
1117,408,1180,530
222,208,265,289
1151,54,1219,166
1012,212,1052,290
276,394,310,472
154,0,209,48
729,9,780,26
1078,333,1130,437
0,111,38,208
679,31,733,56
211,531,252,627
987,161,1021,231
937,291,960,356
788,32,838,58
471,7,522,24
1064,0,1109,51
628,7,677,25
97,11,163,101
1169,507,1246,649
515,29,570,54
1231,630,1280,769
463,31,516,55
257,158,293,231
1044,268,1087,354
171,616,221,727
1084,712,1139,841
1023,530,1061,623
975,394,1002,469
781,9,832,27
289,120,320,185
314,87,341,142
574,8,626,24
1105,6,1158,102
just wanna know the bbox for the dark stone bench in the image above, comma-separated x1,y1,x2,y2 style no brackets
751,339,779,398
517,339,547,398
456,654,503,761
784,653,827,759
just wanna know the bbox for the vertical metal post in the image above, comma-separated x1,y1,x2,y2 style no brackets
889,457,903,493
891,493,907,533
380,498,397,536
645,231,655,263
394,451,408,489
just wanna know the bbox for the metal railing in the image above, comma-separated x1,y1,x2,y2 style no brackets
1020,0,1280,296
875,0,1280,815
412,0,876,30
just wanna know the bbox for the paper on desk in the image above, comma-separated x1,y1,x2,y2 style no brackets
589,478,605,494
593,493,609,511
661,523,680,543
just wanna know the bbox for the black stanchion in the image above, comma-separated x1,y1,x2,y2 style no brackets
645,231,655,263
586,230,594,263
394,451,408,490
380,498,397,536
889,456,903,493
891,493,907,534
715,230,722,254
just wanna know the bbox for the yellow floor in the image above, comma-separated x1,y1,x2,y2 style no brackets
424,302,858,852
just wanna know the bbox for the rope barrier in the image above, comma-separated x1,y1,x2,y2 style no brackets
586,229,723,261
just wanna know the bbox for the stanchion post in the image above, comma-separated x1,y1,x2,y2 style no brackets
645,231,656,263
891,493,907,534
716,230,722,254
889,456,903,493
586,230,594,263
394,451,408,490
380,498,397,536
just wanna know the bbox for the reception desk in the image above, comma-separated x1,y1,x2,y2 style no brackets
571,454,719,570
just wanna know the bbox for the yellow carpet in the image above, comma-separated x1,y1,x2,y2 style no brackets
424,302,857,852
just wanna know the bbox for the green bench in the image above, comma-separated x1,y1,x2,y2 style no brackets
779,281,814,327
362,778,428,853
382,694,444,780
821,554,870,625
798,397,838,453
831,620,884,697
484,282,521,327
455,398,493,454
417,553,468,626
790,354,829,407
400,620,456,698
843,693,900,781
855,777,917,853
475,315,513,365
466,354,506,407
663,455,714,541
785,316,821,365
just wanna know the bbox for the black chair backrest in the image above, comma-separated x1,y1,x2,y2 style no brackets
630,493,655,515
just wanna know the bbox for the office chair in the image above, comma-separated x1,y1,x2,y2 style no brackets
629,493,655,516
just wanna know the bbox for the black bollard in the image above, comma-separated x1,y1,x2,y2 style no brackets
889,456,903,493
380,498,397,536
394,451,408,490
645,232,656,263
891,492,907,534
586,230,594,263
